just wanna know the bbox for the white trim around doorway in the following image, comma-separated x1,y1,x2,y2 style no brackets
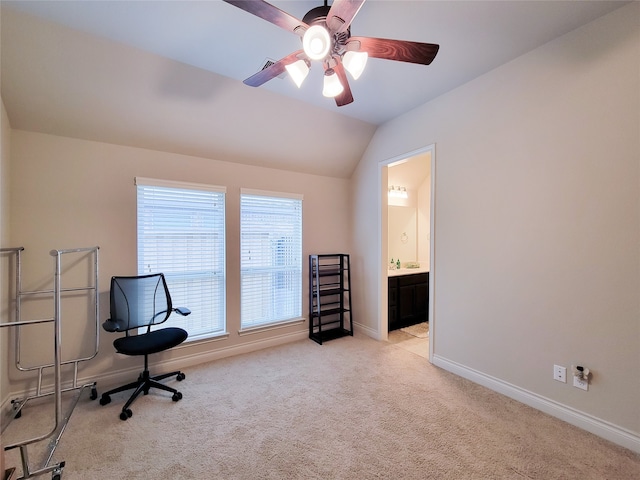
378,144,436,361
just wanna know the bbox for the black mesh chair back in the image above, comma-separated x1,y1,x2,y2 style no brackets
110,274,172,333
99,273,190,421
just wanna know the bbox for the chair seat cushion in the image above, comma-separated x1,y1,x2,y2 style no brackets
113,327,188,356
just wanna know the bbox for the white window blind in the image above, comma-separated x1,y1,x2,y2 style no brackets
240,190,302,329
136,178,226,340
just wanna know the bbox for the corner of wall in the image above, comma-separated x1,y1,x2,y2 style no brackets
1,96,13,411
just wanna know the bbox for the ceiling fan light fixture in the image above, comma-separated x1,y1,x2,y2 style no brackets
322,68,344,98
342,51,368,80
303,25,331,60
285,59,310,88
223,0,440,107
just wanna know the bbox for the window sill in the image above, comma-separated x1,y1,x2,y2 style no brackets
238,317,305,336
183,331,230,344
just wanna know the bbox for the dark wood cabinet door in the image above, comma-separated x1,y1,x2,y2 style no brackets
389,272,429,330
398,284,417,325
415,281,429,322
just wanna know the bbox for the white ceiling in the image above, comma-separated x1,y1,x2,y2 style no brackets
0,1,628,178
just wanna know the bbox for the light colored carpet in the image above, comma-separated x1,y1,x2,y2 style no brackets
400,322,429,338
4,334,639,479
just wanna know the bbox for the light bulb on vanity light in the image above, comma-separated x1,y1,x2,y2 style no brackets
388,185,408,199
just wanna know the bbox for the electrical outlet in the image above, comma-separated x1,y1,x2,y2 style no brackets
553,365,566,383
573,375,588,391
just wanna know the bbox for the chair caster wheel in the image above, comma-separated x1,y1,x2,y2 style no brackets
172,392,183,402
52,467,63,480
177,372,186,381
90,387,98,400
11,400,22,419
99,394,111,406
119,409,132,421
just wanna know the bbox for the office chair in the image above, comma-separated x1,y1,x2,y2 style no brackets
99,273,190,420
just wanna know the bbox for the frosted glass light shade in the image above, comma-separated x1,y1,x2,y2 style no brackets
322,69,344,98
285,60,310,88
343,51,368,80
303,25,331,60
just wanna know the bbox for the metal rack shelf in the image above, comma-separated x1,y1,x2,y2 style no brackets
309,254,353,345
1,247,99,480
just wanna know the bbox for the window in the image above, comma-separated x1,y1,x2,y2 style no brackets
240,189,303,329
136,177,226,340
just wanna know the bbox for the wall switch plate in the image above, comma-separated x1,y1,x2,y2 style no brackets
553,365,566,383
573,375,588,391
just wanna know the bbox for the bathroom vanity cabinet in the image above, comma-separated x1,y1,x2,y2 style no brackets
388,272,429,331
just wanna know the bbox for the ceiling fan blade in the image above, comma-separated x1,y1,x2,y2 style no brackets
332,61,354,107
326,0,366,34
223,0,308,36
243,50,305,87
348,36,439,65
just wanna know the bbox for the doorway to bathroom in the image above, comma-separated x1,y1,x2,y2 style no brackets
379,145,435,361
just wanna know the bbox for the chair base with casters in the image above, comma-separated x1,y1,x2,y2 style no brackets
100,274,190,421
99,352,186,421
99,370,185,421
100,328,187,420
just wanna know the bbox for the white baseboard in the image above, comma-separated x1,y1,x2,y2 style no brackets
353,321,380,340
432,354,640,454
169,329,309,372
2,329,309,415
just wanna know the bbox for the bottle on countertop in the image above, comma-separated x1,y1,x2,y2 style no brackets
396,259,401,269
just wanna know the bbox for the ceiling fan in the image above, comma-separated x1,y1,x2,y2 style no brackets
222,0,439,107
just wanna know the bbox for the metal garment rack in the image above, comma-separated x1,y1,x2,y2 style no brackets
1,247,99,480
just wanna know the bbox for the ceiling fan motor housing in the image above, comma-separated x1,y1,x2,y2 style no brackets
302,5,331,26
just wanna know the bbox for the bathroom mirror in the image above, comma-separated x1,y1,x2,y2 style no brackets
388,205,417,265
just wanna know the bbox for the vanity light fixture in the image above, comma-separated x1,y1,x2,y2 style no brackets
388,185,408,199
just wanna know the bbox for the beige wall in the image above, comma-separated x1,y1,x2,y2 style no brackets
6,131,351,393
417,174,430,267
351,3,639,445
1,100,11,409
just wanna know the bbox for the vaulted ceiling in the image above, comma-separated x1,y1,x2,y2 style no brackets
0,1,628,178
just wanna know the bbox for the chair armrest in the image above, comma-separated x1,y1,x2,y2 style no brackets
102,319,126,332
174,307,191,316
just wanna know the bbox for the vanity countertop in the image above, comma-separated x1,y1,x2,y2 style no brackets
388,266,430,277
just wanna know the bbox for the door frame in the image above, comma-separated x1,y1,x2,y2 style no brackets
378,144,436,361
